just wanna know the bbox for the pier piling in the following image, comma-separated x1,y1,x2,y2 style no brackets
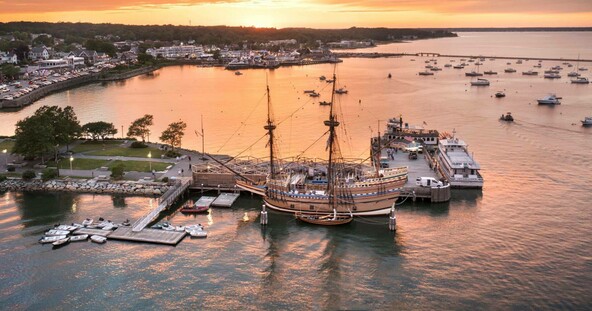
260,204,268,225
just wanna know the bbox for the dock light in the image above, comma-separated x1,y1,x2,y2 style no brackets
69,156,74,171
2,149,6,169
148,151,152,171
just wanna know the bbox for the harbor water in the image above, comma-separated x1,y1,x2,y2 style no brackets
1,32,591,309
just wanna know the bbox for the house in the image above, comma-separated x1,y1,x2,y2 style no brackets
28,46,49,60
68,49,98,64
0,52,18,64
119,51,138,62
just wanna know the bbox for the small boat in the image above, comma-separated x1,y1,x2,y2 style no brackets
102,222,115,231
430,67,442,71
444,64,452,68
326,79,334,83
544,70,559,74
483,70,497,75
387,73,392,78
188,230,208,238
571,77,589,84
120,219,131,226
69,234,88,242
581,117,592,126
537,94,561,105
296,209,353,226
319,101,331,106
334,88,348,94
181,204,209,213
309,92,320,97
522,70,539,76
162,223,176,231
504,68,517,73
174,226,186,232
495,91,506,98
500,112,514,122
319,75,326,81
55,225,77,231
567,71,580,77
90,235,107,244
418,71,434,76
82,218,93,226
45,229,71,236
303,90,315,94
471,78,490,86
465,71,483,77
452,65,464,69
544,73,561,79
52,237,70,248
234,71,243,75
579,67,588,71
185,224,204,231
39,235,68,244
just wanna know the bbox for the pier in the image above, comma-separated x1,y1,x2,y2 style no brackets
108,226,186,245
334,52,592,63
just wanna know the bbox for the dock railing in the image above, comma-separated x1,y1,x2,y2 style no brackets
132,177,192,232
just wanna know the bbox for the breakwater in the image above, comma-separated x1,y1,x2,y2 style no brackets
0,178,170,196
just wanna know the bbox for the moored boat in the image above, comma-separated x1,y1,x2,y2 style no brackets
45,229,71,236
39,235,68,244
437,132,483,188
470,78,490,86
495,91,506,98
81,218,93,226
504,68,517,73
537,94,561,105
69,234,89,242
571,77,589,84
582,117,592,126
418,71,434,76
500,112,514,122
296,209,353,226
90,235,107,244
52,237,70,248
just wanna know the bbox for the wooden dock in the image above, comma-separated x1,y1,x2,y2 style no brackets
211,193,240,207
195,196,217,207
108,226,186,245
73,228,113,237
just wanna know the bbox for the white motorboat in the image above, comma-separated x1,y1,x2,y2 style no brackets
174,226,186,232
102,223,115,230
453,65,464,69
537,94,561,105
465,70,483,77
82,218,93,226
52,237,70,247
567,71,580,77
55,225,77,231
39,235,68,244
185,224,204,232
90,235,107,244
571,77,589,84
544,73,561,79
45,229,71,236
522,70,539,76
188,229,208,238
470,78,490,86
69,234,89,242
581,117,592,126
437,132,483,188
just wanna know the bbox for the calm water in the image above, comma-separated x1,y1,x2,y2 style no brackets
1,32,592,309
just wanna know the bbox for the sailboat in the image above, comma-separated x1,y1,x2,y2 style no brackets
236,73,409,216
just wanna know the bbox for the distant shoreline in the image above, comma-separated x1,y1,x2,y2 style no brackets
445,27,592,32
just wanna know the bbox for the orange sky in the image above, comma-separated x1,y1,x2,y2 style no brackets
1,0,591,28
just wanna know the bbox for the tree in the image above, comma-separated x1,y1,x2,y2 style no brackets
110,163,125,179
137,53,154,65
127,114,153,142
32,35,53,47
82,121,118,140
13,105,81,162
160,121,187,151
1,64,20,81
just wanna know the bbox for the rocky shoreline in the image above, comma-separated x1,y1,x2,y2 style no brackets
0,178,170,196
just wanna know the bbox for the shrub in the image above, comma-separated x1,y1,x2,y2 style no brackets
164,150,181,158
161,176,169,183
22,170,36,181
42,168,58,181
7,166,15,172
130,141,148,148
0,175,7,182
111,163,125,179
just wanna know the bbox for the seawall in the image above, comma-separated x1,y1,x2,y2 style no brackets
0,178,170,196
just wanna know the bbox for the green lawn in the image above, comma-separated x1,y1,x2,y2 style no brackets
70,140,125,153
108,160,172,172
0,140,15,153
50,158,110,170
88,146,166,158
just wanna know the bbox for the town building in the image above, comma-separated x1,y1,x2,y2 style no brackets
0,52,18,64
28,46,50,60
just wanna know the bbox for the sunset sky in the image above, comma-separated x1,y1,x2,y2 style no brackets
1,0,591,28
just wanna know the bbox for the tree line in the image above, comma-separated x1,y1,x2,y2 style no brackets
0,22,457,46
13,106,187,162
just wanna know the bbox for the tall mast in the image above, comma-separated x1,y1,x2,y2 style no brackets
264,83,276,178
200,114,206,160
324,72,339,207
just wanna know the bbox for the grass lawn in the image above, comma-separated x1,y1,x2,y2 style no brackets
50,158,110,170
70,140,125,153
88,146,166,158
0,140,15,153
108,160,172,172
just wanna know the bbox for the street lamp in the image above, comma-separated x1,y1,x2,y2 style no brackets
2,149,7,170
69,156,74,171
148,151,152,171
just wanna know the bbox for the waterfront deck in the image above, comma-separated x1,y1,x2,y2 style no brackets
211,193,240,207
73,228,113,237
108,226,186,245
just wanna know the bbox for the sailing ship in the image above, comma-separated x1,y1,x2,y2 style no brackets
236,73,408,216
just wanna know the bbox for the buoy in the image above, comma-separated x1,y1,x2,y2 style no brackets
260,204,268,225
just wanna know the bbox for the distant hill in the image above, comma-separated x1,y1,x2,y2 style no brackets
0,22,457,45
445,27,592,32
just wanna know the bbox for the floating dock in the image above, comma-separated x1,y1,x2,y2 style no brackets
108,226,186,245
73,228,113,237
195,196,217,207
211,193,240,207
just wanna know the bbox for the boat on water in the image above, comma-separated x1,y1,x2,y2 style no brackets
69,234,89,242
522,70,539,76
418,71,434,76
453,65,464,69
437,132,483,188
45,229,71,236
495,91,506,98
471,78,490,86
571,77,589,84
319,101,331,106
483,70,497,75
296,209,353,226
235,71,243,76
303,90,315,94
581,117,592,126
181,196,216,213
504,68,517,73
388,73,392,78
309,92,320,97
55,225,77,231
500,112,514,122
444,64,452,68
186,225,208,237
90,235,107,244
52,237,70,248
537,94,561,105
39,235,68,244
567,71,580,77
236,73,408,216
334,88,348,94
319,75,326,81
465,71,483,77
544,73,561,79
82,218,93,226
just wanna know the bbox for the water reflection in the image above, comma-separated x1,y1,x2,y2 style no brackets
111,195,128,208
15,192,77,228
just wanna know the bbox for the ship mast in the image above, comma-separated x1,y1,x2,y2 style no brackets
264,83,277,179
325,73,340,208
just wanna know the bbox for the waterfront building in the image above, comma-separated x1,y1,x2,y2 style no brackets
68,49,99,64
28,46,49,60
146,45,204,59
38,59,69,70
0,52,18,64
